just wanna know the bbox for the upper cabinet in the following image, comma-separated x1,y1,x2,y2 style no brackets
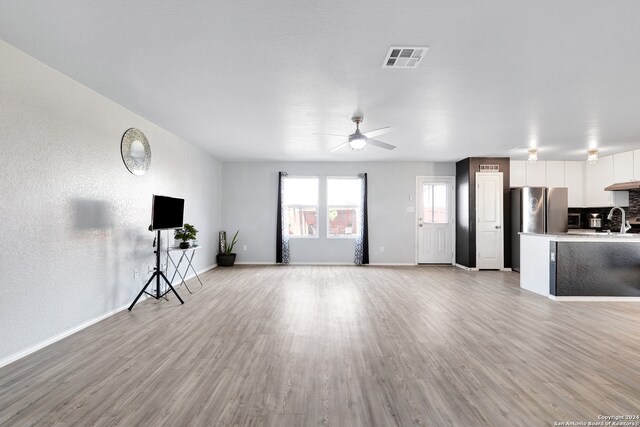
546,161,565,187
613,152,634,183
525,161,546,186
634,149,640,181
510,160,564,187
510,153,633,207
586,156,612,207
564,161,585,207
509,160,547,187
586,156,629,207
509,160,525,187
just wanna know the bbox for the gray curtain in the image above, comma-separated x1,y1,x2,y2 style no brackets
354,173,369,265
276,172,290,264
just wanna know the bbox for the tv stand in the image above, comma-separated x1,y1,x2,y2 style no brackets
128,230,184,311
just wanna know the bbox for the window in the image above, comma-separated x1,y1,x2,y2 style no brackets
422,183,448,223
284,177,318,237
327,177,361,238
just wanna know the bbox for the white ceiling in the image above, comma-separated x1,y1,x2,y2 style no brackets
1,1,640,162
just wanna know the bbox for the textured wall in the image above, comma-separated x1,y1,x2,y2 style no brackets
221,161,455,264
0,40,221,362
552,241,640,296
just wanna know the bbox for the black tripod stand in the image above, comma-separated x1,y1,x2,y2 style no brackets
129,229,184,311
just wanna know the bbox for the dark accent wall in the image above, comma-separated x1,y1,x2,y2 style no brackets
455,159,471,267
455,157,511,268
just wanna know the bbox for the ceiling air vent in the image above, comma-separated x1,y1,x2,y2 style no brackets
383,47,429,69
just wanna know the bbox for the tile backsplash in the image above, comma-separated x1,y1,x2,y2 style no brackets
569,190,640,232
630,189,640,214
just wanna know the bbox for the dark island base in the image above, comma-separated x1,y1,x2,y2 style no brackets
550,241,640,297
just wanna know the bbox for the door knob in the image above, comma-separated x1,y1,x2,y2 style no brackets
418,224,423,227
495,225,501,229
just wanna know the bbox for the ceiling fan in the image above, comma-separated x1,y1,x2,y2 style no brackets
314,116,396,152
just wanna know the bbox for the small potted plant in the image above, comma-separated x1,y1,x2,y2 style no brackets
217,230,239,266
174,223,198,249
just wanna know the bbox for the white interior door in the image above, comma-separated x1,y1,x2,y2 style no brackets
417,177,454,264
476,172,504,269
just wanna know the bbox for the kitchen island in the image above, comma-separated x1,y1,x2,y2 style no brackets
520,232,640,299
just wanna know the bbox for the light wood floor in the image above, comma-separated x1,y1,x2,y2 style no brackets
1,266,640,426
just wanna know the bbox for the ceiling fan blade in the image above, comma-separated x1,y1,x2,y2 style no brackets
313,133,348,138
363,126,391,138
367,139,396,150
329,141,349,152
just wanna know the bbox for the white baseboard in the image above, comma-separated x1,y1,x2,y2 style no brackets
549,295,640,302
370,262,417,266
289,262,355,265
455,263,479,271
237,262,419,266
0,264,217,370
237,262,356,266
235,261,276,265
0,300,138,369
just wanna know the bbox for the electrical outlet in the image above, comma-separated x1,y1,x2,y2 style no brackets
243,245,247,251
134,270,139,279
380,246,385,252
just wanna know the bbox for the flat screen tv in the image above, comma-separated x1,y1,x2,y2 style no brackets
151,195,184,230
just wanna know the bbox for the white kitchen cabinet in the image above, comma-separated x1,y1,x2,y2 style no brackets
586,156,629,207
545,161,565,187
510,160,525,187
510,156,629,207
564,161,585,207
525,160,546,186
634,149,640,180
613,152,634,183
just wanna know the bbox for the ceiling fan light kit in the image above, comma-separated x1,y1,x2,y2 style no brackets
348,116,367,150
348,137,367,151
316,115,396,153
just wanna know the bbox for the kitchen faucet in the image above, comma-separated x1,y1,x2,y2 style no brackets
607,206,632,234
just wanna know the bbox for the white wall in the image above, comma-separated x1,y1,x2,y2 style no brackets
221,162,455,264
0,40,221,363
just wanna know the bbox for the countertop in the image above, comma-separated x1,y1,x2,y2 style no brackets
520,231,640,242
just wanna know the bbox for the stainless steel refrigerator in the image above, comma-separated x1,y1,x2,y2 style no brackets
511,187,568,272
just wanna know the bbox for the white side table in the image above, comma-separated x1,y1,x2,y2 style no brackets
166,244,204,294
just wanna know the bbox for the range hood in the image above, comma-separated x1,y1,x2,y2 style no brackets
604,181,640,191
